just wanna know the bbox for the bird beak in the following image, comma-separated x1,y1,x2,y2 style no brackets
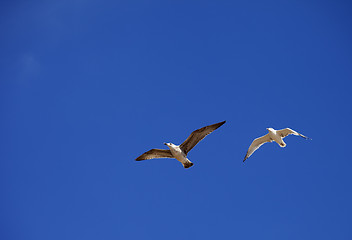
163,143,167,145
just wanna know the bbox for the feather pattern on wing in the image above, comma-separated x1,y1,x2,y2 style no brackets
135,149,173,161
180,121,226,154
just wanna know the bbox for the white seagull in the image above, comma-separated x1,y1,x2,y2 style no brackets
243,128,311,162
136,121,226,168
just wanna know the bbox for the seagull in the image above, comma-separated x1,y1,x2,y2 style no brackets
136,121,226,168
243,128,311,162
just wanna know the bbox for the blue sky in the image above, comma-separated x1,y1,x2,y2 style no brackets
1,0,352,239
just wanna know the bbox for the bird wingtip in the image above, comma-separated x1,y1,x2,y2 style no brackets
216,120,226,127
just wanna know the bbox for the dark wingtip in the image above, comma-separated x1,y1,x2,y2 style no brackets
243,154,248,162
135,155,145,161
215,120,226,128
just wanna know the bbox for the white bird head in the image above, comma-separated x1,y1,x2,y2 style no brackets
164,142,174,147
266,128,275,132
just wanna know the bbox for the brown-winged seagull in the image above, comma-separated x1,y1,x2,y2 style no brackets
136,121,226,168
243,128,311,162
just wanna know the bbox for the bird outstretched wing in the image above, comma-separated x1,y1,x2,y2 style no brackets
243,134,272,162
180,121,226,154
136,149,173,161
277,128,310,139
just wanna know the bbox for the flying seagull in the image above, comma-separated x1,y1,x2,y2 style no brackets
243,128,311,162
136,121,226,168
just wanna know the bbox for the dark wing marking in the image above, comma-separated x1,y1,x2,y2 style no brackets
180,121,226,154
135,149,173,161
243,134,272,162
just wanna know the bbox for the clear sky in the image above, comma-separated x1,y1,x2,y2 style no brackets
1,0,352,239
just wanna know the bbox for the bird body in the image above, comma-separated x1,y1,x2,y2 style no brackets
267,128,286,147
243,127,310,162
136,121,226,168
164,143,193,168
